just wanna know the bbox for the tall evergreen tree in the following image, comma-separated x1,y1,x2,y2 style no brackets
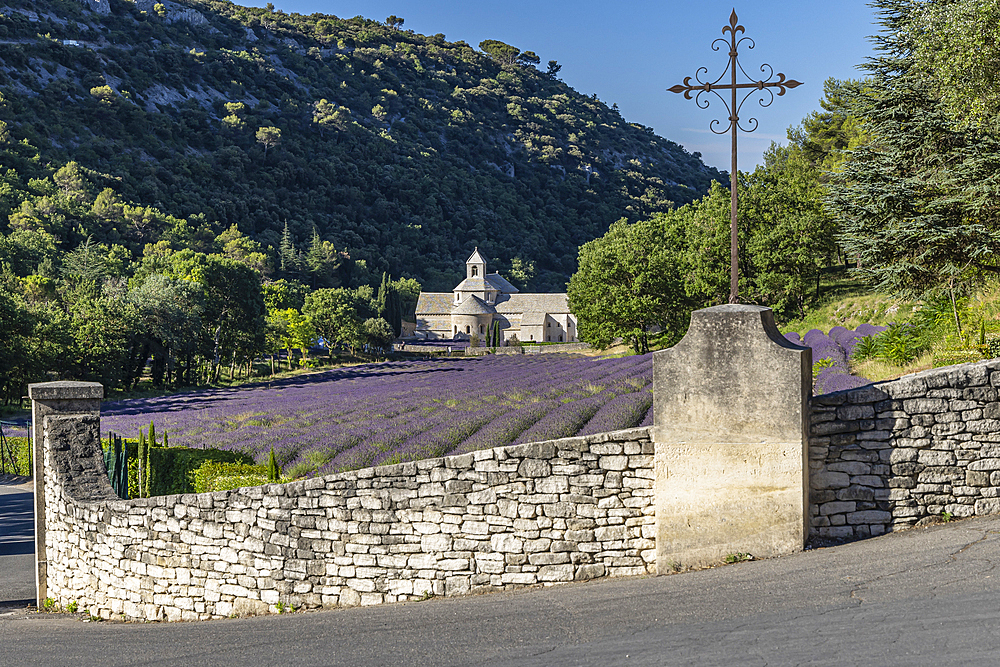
279,221,298,277
827,0,1000,301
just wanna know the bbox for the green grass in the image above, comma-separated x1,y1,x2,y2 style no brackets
779,270,917,336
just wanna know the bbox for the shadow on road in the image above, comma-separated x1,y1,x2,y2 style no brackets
0,481,34,608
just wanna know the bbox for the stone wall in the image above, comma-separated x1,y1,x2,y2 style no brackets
810,359,1000,540
41,408,654,622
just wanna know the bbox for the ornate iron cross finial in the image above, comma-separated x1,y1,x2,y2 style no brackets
668,9,802,304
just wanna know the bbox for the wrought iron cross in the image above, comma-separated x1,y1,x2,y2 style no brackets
668,9,802,304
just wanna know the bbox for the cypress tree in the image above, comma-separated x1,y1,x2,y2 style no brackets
148,421,156,448
376,272,389,318
267,447,280,482
137,428,148,499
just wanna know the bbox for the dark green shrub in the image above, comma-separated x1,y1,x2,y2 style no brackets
146,447,253,496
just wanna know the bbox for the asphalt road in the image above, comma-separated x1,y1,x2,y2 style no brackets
0,477,33,612
3,506,1000,666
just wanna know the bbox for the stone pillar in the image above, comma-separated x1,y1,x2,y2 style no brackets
27,381,103,607
652,305,810,571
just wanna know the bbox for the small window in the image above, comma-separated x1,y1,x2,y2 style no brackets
479,324,484,334
466,325,471,334
546,336,551,342
559,335,563,342
547,322,551,328
529,335,534,341
472,266,478,277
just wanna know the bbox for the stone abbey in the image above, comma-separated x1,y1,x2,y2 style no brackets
414,249,577,343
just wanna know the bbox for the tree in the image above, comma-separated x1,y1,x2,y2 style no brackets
363,317,394,356
279,221,299,276
385,15,404,29
312,99,351,135
191,255,266,382
270,308,317,368
61,237,108,285
89,85,116,106
787,78,867,174
547,60,561,77
826,0,1000,304
263,278,308,311
0,289,31,403
517,51,540,67
256,126,281,159
130,274,204,387
392,277,421,322
303,288,364,355
568,215,695,354
479,40,521,67
909,0,1000,132
53,162,88,203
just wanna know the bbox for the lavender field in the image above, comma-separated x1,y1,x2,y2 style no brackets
784,324,885,394
89,323,883,477
102,354,654,477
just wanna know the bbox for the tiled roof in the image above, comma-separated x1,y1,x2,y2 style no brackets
415,292,454,315
454,277,495,292
519,312,546,326
452,295,496,315
494,293,570,315
485,273,519,294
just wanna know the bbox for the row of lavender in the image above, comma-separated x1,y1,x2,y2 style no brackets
101,354,654,476
96,324,884,476
784,324,886,394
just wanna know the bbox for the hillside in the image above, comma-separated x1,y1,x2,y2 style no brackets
0,0,722,290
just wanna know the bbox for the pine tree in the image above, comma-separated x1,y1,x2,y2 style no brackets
828,0,1000,301
305,227,327,287
279,221,299,276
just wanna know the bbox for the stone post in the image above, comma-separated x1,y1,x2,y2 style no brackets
27,381,103,607
652,305,810,571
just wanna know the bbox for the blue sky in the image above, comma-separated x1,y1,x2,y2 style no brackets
267,0,879,172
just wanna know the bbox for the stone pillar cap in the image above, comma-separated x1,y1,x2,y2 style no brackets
28,381,104,401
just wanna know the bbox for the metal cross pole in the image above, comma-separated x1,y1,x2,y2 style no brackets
668,9,801,304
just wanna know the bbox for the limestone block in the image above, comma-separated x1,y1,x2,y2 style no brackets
653,305,809,571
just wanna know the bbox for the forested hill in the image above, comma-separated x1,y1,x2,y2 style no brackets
0,0,722,290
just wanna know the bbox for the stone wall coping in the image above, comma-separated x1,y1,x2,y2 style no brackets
812,358,1000,406
28,381,104,401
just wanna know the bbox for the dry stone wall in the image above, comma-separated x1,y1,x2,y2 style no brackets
810,360,1000,539
43,419,654,622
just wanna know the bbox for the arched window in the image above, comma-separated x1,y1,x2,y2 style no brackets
546,335,550,342
454,326,458,335
479,324,484,334
559,335,563,342
547,322,551,328
472,266,478,277
529,335,534,341
466,325,471,334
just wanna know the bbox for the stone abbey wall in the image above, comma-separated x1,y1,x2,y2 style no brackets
41,404,654,622
809,359,1000,540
